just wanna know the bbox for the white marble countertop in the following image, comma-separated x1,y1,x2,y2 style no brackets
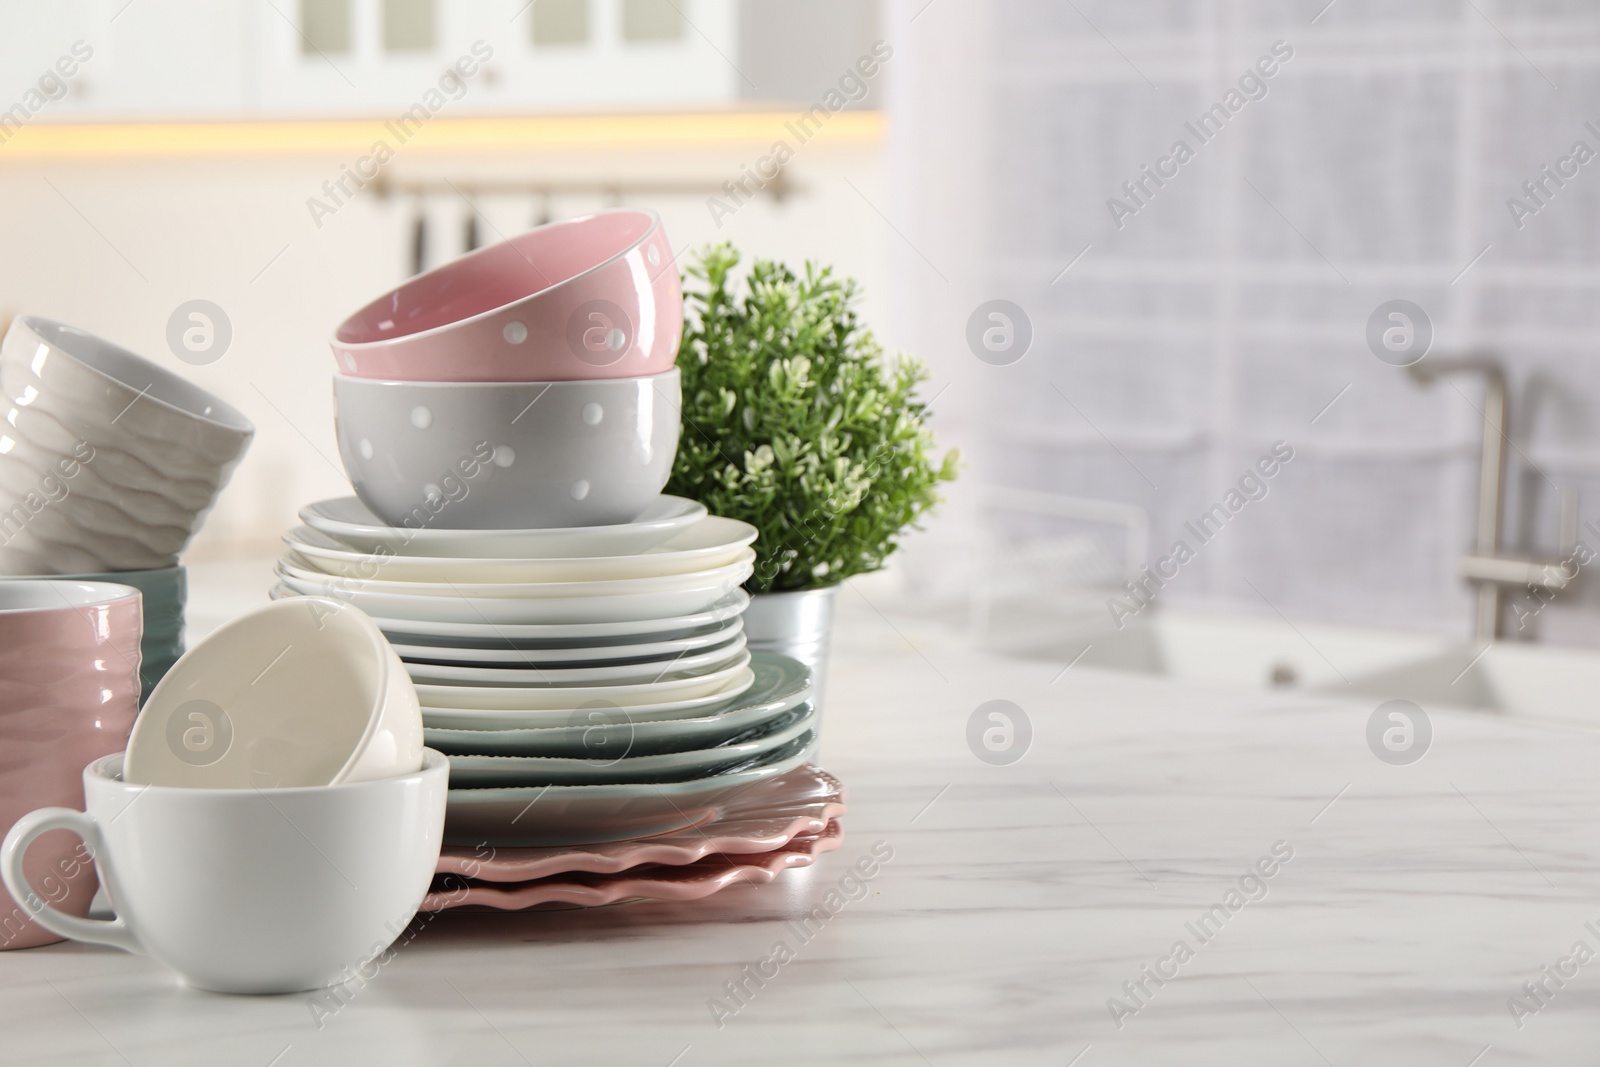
3,564,1598,1064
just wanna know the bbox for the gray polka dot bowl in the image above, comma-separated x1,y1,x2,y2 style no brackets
332,368,681,530
329,208,681,383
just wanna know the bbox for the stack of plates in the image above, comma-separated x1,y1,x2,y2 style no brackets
422,765,846,910
272,495,822,848
430,652,814,845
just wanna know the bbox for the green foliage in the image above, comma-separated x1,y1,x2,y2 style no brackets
666,243,959,593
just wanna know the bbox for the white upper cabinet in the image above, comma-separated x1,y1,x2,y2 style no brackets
0,0,739,119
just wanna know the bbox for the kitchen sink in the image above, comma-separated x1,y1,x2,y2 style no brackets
989,606,1448,690
981,602,1600,728
1332,641,1600,727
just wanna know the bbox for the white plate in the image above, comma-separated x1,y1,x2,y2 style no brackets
276,553,754,600
424,653,811,755
271,571,748,624
415,652,752,710
404,635,747,687
300,494,708,559
392,619,744,665
284,517,757,583
392,620,744,665
364,591,750,647
442,735,813,846
421,667,757,730
445,706,815,786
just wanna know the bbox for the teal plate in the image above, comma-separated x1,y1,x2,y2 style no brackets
424,650,810,756
445,704,815,787
442,732,814,847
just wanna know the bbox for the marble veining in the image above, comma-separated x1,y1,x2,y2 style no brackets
2,569,1599,1064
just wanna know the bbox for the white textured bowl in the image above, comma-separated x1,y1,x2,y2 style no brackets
125,597,422,789
0,316,254,573
333,369,680,530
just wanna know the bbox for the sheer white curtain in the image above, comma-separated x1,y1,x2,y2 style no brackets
886,0,1600,642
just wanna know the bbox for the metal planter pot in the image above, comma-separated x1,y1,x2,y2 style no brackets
742,585,837,752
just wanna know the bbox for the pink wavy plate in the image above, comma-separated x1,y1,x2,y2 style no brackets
434,765,844,882
423,820,843,911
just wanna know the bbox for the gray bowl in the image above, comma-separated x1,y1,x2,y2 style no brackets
333,369,680,530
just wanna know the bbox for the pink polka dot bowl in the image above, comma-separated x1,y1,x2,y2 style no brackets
330,209,682,384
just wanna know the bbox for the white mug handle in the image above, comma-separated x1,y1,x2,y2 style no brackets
1,807,141,954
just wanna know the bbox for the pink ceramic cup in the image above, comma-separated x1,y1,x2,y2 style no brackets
0,580,141,950
331,208,683,383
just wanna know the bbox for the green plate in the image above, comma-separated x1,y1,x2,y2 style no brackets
445,704,815,787
442,732,814,846
424,650,810,756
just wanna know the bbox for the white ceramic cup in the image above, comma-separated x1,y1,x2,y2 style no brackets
125,597,422,789
0,749,448,994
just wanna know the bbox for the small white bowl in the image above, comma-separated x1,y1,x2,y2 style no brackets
333,369,680,530
125,597,422,789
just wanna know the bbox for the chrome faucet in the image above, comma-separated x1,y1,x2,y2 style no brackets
1407,352,1577,642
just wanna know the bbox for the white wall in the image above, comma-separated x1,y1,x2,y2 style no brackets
0,130,886,558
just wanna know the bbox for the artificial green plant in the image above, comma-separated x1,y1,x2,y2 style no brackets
666,243,958,594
